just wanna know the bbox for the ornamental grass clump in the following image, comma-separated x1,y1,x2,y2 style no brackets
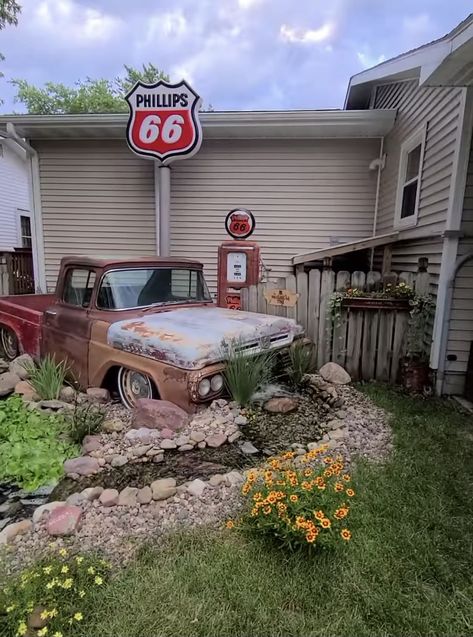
0,548,110,637
234,444,354,550
25,355,69,401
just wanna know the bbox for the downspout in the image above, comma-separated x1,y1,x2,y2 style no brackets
158,165,171,257
370,137,385,269
0,124,46,292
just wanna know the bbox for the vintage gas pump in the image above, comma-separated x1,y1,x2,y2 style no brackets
217,209,260,309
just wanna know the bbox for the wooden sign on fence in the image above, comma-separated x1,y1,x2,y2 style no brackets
263,289,299,307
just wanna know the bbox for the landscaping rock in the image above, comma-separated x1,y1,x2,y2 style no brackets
319,362,351,385
27,607,48,629
81,486,103,501
228,431,242,443
137,486,152,504
0,519,32,545
59,385,77,403
209,474,226,487
335,410,347,419
160,427,175,439
132,398,188,431
328,428,348,440
102,417,124,433
9,354,33,380
225,470,245,486
186,479,207,497
38,399,70,411
118,487,138,506
66,492,84,506
0,371,21,397
82,435,102,454
234,415,248,426
152,454,164,464
264,396,299,414
160,438,177,450
32,501,65,525
99,489,119,507
14,380,38,401
125,427,154,444
86,387,110,403
240,440,259,455
178,444,194,451
326,419,345,430
197,441,206,449
190,431,206,443
151,478,177,501
111,455,128,468
47,506,82,536
176,435,190,446
206,433,227,448
132,444,153,457
64,456,100,476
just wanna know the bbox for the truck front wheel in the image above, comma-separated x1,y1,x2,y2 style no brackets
117,367,156,409
0,326,19,361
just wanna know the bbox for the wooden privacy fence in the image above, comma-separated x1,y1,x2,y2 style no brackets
241,266,431,383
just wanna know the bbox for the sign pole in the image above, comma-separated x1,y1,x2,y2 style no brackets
158,165,171,256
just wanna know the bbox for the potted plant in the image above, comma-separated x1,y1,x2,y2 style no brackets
329,282,415,324
400,294,435,391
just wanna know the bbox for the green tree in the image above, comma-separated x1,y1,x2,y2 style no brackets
11,63,169,114
0,0,21,96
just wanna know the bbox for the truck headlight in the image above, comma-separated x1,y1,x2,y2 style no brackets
211,374,224,392
198,378,211,397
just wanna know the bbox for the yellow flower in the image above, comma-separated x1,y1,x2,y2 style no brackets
59,548,68,557
320,518,331,529
38,628,48,637
346,488,355,497
40,611,49,620
79,590,86,598
62,578,73,589
225,520,235,529
53,633,63,637
74,612,83,621
87,566,95,575
289,494,298,503
16,621,28,636
342,474,351,482
46,581,55,590
49,609,58,618
6,604,16,613
61,565,69,574
314,510,325,520
252,492,262,501
75,556,84,564
94,576,103,585
341,529,352,541
43,566,53,575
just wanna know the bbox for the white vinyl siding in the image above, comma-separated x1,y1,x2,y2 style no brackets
170,138,379,291
34,140,156,291
444,138,473,394
375,80,463,239
0,143,30,251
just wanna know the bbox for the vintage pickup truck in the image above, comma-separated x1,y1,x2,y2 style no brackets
0,256,303,411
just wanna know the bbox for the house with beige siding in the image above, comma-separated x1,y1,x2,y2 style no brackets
1,14,473,398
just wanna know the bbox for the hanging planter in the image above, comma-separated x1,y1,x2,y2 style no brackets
341,297,410,311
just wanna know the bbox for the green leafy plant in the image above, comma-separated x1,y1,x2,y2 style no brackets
0,547,110,637
25,355,69,400
65,401,105,445
286,341,316,388
0,396,77,490
222,339,275,406
230,445,354,551
406,294,436,361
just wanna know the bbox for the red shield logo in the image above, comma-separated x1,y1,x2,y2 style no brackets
125,80,202,164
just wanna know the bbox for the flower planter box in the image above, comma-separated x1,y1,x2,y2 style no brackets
341,297,411,311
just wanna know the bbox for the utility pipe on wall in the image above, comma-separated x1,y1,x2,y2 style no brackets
369,137,385,269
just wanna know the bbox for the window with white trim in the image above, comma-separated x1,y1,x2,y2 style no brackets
394,127,426,227
17,211,32,249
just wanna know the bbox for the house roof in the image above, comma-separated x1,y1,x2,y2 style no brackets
345,13,473,109
292,232,400,266
0,109,396,141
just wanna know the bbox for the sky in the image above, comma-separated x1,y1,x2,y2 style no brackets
0,0,471,113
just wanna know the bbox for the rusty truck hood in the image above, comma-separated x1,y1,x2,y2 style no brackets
107,306,303,370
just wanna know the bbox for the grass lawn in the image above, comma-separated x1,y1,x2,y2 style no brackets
70,387,473,635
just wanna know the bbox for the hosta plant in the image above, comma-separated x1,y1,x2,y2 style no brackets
232,445,355,550
0,547,110,637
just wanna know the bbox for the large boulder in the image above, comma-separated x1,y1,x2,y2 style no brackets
14,380,39,401
0,371,21,397
151,478,177,501
132,398,188,431
64,456,100,476
0,519,32,545
9,354,33,380
319,362,351,385
264,396,299,414
32,501,66,525
47,505,82,536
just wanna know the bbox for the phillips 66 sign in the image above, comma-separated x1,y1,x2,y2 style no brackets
125,80,203,164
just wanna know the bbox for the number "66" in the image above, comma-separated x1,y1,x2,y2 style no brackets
138,114,184,144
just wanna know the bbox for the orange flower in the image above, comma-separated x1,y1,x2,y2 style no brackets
304,468,313,477
263,506,272,515
242,483,251,495
341,529,352,541
306,532,317,543
225,520,235,529
320,518,331,529
289,494,298,503
314,510,325,520
301,481,313,491
342,474,351,482
324,469,333,478
334,507,348,519
267,494,277,504
346,489,355,497
253,492,263,501
323,456,333,465
334,482,344,492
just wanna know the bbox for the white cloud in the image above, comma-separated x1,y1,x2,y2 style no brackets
237,0,266,9
279,22,334,45
356,50,386,69
34,0,122,43
403,13,433,36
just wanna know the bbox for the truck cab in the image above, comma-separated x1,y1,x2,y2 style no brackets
0,256,303,411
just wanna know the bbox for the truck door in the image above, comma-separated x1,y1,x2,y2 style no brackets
42,267,96,387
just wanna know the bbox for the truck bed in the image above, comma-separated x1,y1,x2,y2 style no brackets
0,294,54,358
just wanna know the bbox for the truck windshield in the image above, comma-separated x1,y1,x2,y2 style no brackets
97,268,212,310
